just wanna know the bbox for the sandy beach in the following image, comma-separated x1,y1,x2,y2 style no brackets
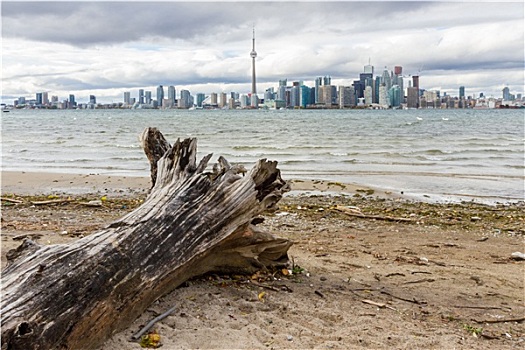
1,171,524,349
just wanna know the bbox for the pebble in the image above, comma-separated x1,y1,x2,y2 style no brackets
287,335,293,341
511,252,525,260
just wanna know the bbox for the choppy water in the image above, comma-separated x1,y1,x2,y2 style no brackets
1,108,524,203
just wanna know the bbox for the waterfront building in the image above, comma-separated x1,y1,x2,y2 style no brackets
196,93,205,108
277,85,286,102
299,85,311,108
314,77,322,104
338,86,354,108
459,86,465,99
156,85,164,107
145,91,152,105
264,87,275,102
220,92,227,108
364,86,373,106
89,95,96,104
323,76,331,86
382,68,392,91
210,93,218,106
178,89,192,108
319,85,336,106
123,92,131,105
389,85,402,107
139,89,144,104
36,93,43,106
406,87,419,108
43,92,49,106
502,87,511,101
168,86,176,105
412,75,420,92
162,98,173,109
378,84,389,108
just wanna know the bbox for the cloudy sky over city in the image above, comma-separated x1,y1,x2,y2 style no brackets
1,0,523,104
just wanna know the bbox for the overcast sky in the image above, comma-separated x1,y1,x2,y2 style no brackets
1,0,523,104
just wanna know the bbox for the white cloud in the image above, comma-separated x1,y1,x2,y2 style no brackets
1,1,523,103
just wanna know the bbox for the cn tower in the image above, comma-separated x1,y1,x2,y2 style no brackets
250,27,258,108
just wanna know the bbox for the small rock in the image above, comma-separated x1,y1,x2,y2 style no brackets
470,216,481,221
287,335,293,341
320,276,327,281
60,231,68,235
511,252,525,260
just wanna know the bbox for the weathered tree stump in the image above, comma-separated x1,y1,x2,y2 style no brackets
1,128,292,350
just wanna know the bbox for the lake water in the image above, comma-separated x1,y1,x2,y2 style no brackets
2,108,524,203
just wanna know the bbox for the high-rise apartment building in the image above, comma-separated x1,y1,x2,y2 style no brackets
406,87,419,108
220,92,227,108
502,87,510,100
412,76,420,92
145,91,152,105
139,89,144,104
210,92,218,106
157,85,164,107
394,66,402,75
168,86,176,105
459,86,465,99
196,93,205,108
124,92,131,105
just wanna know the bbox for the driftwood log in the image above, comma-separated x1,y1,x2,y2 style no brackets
1,127,292,350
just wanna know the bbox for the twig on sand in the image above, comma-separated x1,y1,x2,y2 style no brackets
1,197,24,204
31,199,76,206
333,205,415,223
454,305,509,310
250,281,280,292
380,289,427,305
472,316,525,324
361,299,397,311
403,278,435,284
131,305,178,341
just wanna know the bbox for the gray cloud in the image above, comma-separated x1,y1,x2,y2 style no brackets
1,1,523,102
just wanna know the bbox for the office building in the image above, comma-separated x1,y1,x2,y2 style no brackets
156,85,164,107
459,86,465,99
407,87,419,108
139,89,144,104
168,86,176,105
145,91,152,105
124,92,131,105
220,92,227,108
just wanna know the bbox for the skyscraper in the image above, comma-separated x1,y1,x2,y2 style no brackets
157,85,164,107
250,27,258,108
459,86,465,99
168,86,176,105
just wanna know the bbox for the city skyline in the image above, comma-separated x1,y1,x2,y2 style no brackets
1,1,524,104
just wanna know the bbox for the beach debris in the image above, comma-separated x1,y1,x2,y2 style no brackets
82,200,103,207
361,299,396,311
510,252,525,261
333,205,414,223
314,290,325,298
139,330,161,348
286,335,294,341
258,291,266,302
132,305,178,342
12,233,43,241
31,198,75,206
1,197,24,204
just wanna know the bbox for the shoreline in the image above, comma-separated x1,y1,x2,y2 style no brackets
2,170,522,206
